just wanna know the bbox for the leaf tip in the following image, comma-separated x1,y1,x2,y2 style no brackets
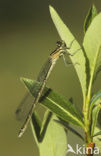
84,4,97,33
49,5,53,12
20,77,31,88
92,4,97,10
49,5,56,17
20,77,27,83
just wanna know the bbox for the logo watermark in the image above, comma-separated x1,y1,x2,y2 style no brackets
66,144,99,155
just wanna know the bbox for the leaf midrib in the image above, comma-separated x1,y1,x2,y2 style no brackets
46,96,84,129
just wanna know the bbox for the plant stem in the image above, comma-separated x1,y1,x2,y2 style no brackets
83,75,93,143
83,75,95,156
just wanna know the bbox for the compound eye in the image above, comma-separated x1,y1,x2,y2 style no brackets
56,41,62,47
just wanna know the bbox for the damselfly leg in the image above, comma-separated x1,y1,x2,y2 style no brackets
62,39,81,66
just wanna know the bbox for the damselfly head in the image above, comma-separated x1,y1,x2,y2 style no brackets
50,40,67,57
56,41,62,47
56,40,67,50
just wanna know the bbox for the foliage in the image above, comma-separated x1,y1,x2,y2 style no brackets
18,4,101,156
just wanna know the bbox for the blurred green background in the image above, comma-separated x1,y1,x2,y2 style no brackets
0,0,101,156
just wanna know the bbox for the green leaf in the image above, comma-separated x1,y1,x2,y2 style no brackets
93,46,101,83
98,110,101,126
20,77,42,97
90,90,101,136
93,130,101,137
90,90,101,110
49,5,86,101
22,77,84,129
31,111,53,143
93,127,101,153
83,13,101,95
39,112,67,156
31,110,67,156
91,104,101,137
84,4,97,33
41,88,84,127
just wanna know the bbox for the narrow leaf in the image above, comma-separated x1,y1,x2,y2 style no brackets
20,77,42,97
93,127,101,153
41,90,84,127
93,46,101,83
83,13,101,94
93,130,101,137
49,5,86,101
90,90,101,132
90,90,101,111
22,77,84,129
91,104,101,137
98,110,101,126
31,111,53,143
84,4,97,33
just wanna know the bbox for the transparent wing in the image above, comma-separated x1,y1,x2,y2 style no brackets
37,57,52,82
15,93,34,121
62,53,72,66
15,81,42,121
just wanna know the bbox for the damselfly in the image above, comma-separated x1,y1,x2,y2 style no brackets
16,40,76,137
